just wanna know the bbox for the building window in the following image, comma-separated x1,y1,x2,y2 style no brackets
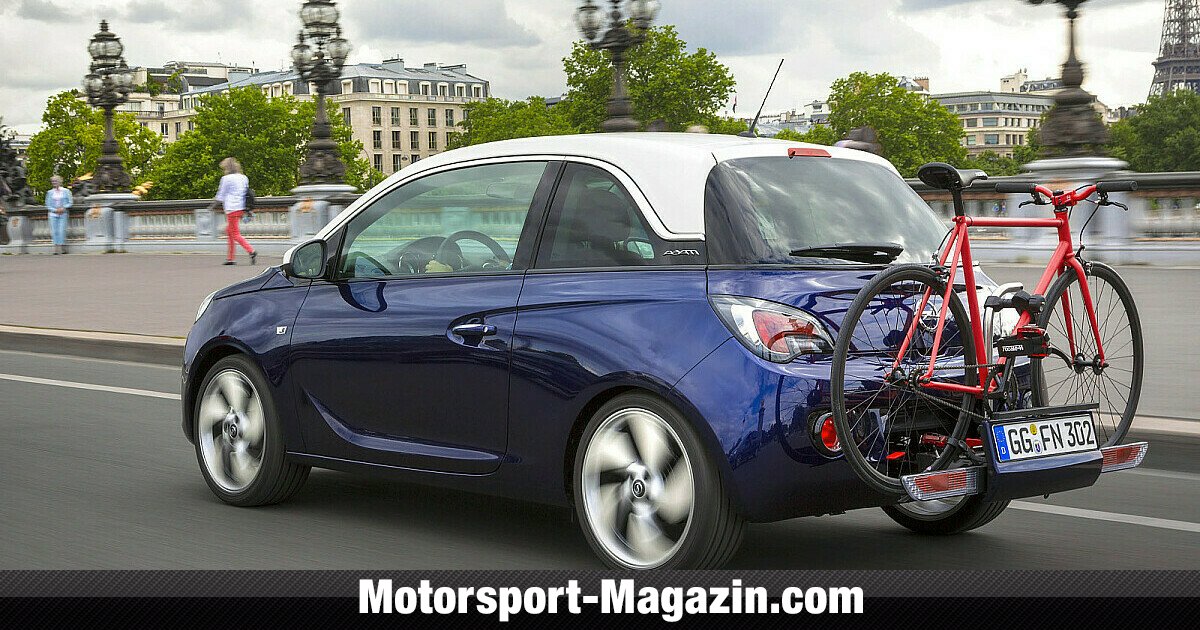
393,154,403,172
984,134,1000,145
965,119,978,128
472,85,482,98
445,109,455,127
341,80,353,94
373,131,383,150
188,121,194,131
411,154,420,163
456,84,466,97
374,154,383,172
420,83,431,96
391,107,401,126
372,107,382,126
982,117,999,127
160,123,169,136
438,84,448,97
966,136,977,146
383,81,395,95
446,132,453,148
410,107,419,126
175,122,182,137
410,131,420,150
392,130,402,149
428,131,438,150
427,108,437,126
343,108,352,126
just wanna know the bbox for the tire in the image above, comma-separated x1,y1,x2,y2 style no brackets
193,354,309,507
831,264,980,497
572,393,744,569
1032,262,1143,446
882,496,1010,535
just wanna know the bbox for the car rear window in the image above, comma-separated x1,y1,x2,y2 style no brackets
704,157,947,265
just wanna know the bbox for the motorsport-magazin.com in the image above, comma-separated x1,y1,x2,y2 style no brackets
360,579,864,622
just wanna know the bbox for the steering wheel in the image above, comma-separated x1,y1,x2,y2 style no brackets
343,251,390,278
434,230,511,272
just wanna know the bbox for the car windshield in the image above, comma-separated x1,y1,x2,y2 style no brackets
704,156,948,265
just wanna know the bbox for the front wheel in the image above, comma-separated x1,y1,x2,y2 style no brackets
1032,262,1144,446
573,393,744,569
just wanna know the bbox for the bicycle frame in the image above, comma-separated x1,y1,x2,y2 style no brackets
891,185,1107,399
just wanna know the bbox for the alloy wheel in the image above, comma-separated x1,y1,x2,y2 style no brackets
197,369,267,493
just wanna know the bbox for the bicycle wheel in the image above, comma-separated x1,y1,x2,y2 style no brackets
1032,262,1143,446
831,265,980,497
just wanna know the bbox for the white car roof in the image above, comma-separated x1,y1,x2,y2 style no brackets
360,133,904,240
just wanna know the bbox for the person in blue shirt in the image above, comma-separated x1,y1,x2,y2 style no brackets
45,175,73,255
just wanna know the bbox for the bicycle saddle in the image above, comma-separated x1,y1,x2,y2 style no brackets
918,162,989,190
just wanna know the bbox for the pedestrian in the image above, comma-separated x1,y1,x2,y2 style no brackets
46,175,73,255
209,157,256,266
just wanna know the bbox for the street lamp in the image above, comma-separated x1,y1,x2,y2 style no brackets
293,0,351,185
576,0,661,132
83,21,136,193
1025,0,1109,157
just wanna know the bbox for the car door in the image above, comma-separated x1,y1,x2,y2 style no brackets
288,160,558,474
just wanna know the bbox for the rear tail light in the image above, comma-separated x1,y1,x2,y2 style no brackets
901,466,984,501
711,296,834,363
1100,442,1149,473
812,413,841,455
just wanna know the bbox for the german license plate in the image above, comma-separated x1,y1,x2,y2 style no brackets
992,414,1098,462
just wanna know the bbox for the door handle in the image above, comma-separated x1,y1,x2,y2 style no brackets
452,323,497,338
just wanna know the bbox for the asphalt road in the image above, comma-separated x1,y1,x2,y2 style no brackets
1,349,1197,569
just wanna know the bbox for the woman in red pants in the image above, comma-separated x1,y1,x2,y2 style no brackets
209,157,257,266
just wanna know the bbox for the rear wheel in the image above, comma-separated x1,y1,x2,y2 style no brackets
883,496,1010,535
573,393,744,569
1032,262,1143,446
831,265,980,497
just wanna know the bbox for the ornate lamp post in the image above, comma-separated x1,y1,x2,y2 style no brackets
1026,0,1109,157
83,21,136,193
292,0,351,185
576,0,661,132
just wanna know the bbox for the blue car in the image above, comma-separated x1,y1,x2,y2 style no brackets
184,133,1013,569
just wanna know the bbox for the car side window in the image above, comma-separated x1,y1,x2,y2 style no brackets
536,163,663,269
337,162,549,279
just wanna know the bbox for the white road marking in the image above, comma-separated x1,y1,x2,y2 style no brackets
1119,468,1200,483
1012,501,1200,533
0,373,180,400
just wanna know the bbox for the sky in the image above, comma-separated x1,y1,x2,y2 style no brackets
0,0,1166,134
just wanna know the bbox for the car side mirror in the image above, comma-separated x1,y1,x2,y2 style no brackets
283,238,327,280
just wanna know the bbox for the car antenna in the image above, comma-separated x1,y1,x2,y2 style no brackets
739,58,784,138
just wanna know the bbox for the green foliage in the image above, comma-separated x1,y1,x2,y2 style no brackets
562,25,737,132
962,151,1023,177
817,72,967,177
25,91,162,197
705,117,748,136
1014,125,1041,166
147,88,368,199
1109,91,1200,172
449,97,576,149
774,126,840,146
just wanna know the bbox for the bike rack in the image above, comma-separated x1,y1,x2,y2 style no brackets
981,282,1025,364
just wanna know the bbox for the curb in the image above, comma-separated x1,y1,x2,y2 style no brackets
0,325,184,367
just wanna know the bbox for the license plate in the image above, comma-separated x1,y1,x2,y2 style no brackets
992,414,1098,462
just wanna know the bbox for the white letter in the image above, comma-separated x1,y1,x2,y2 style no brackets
360,579,392,614
499,587,522,623
476,587,497,616
418,580,434,614
602,579,634,614
782,587,803,614
661,587,682,623
565,581,583,614
829,587,864,614
805,587,827,614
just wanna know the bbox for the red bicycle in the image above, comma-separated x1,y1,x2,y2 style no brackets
830,163,1145,507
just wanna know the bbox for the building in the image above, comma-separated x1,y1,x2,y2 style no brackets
1000,69,1063,95
132,58,490,175
9,134,30,167
931,91,1052,157
1149,0,1200,96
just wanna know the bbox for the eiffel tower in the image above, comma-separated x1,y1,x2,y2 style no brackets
1149,0,1200,96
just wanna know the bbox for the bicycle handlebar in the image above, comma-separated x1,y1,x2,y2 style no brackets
994,182,1038,194
1096,181,1139,194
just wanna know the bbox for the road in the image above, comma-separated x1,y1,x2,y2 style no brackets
1,348,1197,569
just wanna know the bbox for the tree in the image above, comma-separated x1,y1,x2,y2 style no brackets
448,97,576,149
25,91,163,197
963,151,1023,177
1109,90,1200,172
816,72,967,177
774,126,840,146
147,87,369,199
562,25,736,132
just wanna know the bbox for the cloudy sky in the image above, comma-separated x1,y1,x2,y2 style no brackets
0,0,1165,133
